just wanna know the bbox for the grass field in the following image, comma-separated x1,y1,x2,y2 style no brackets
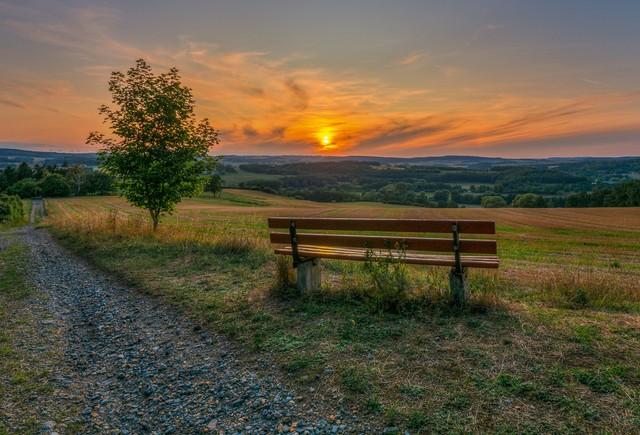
45,190,640,433
222,168,284,187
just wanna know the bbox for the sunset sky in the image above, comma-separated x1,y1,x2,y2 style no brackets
1,0,639,157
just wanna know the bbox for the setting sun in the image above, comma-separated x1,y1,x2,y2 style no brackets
315,129,338,151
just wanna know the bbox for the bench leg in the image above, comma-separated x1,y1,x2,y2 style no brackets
449,268,468,306
297,258,321,292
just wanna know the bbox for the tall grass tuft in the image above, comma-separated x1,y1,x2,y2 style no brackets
270,255,297,297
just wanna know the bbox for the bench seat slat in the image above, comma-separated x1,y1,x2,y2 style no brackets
274,246,500,269
268,217,495,234
269,232,497,254
291,244,500,261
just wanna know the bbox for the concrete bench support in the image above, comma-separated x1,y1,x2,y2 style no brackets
449,269,468,306
297,259,321,292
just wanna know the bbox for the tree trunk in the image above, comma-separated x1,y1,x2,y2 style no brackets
150,210,160,231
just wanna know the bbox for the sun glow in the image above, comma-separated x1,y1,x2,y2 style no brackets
317,129,338,151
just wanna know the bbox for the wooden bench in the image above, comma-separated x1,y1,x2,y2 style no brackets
268,217,499,304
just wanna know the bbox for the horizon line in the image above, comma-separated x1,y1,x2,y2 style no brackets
1,145,639,161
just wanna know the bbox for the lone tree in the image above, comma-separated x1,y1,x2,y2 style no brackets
205,174,223,197
88,59,219,230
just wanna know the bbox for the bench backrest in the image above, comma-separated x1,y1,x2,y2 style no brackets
267,217,497,255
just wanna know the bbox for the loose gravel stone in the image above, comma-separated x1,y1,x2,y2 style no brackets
8,227,379,434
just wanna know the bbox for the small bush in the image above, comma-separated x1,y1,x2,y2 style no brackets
481,195,507,208
38,173,71,197
0,194,24,223
6,178,40,198
362,246,410,312
512,193,549,208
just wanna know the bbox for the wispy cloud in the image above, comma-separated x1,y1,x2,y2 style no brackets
397,51,427,66
0,97,25,109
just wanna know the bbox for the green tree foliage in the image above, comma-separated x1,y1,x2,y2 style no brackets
38,173,71,197
82,171,114,195
512,193,549,208
65,165,87,195
0,172,7,192
7,178,40,198
481,195,507,208
0,194,23,223
566,180,640,207
433,190,450,202
15,162,33,180
87,59,219,230
205,174,224,197
0,164,113,197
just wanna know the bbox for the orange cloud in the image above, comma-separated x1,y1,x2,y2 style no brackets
1,2,640,157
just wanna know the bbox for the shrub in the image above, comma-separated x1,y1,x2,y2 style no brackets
481,195,507,208
38,173,71,197
6,178,40,198
512,193,549,208
0,194,24,223
363,246,410,312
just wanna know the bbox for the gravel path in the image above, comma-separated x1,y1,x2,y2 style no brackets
9,226,375,434
30,198,45,224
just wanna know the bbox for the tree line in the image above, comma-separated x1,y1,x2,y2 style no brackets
0,162,114,198
236,166,640,208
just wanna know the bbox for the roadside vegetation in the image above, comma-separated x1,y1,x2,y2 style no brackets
0,194,25,228
44,192,640,433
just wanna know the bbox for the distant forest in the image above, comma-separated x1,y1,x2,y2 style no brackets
1,149,639,208
0,162,114,198
224,159,640,208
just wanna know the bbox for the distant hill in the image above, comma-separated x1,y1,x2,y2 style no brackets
220,154,640,169
0,148,98,168
1,146,638,169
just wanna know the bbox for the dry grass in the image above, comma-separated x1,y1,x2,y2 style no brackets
48,206,270,257
505,266,640,312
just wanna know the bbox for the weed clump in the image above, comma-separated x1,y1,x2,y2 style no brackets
362,246,410,312
340,366,372,395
